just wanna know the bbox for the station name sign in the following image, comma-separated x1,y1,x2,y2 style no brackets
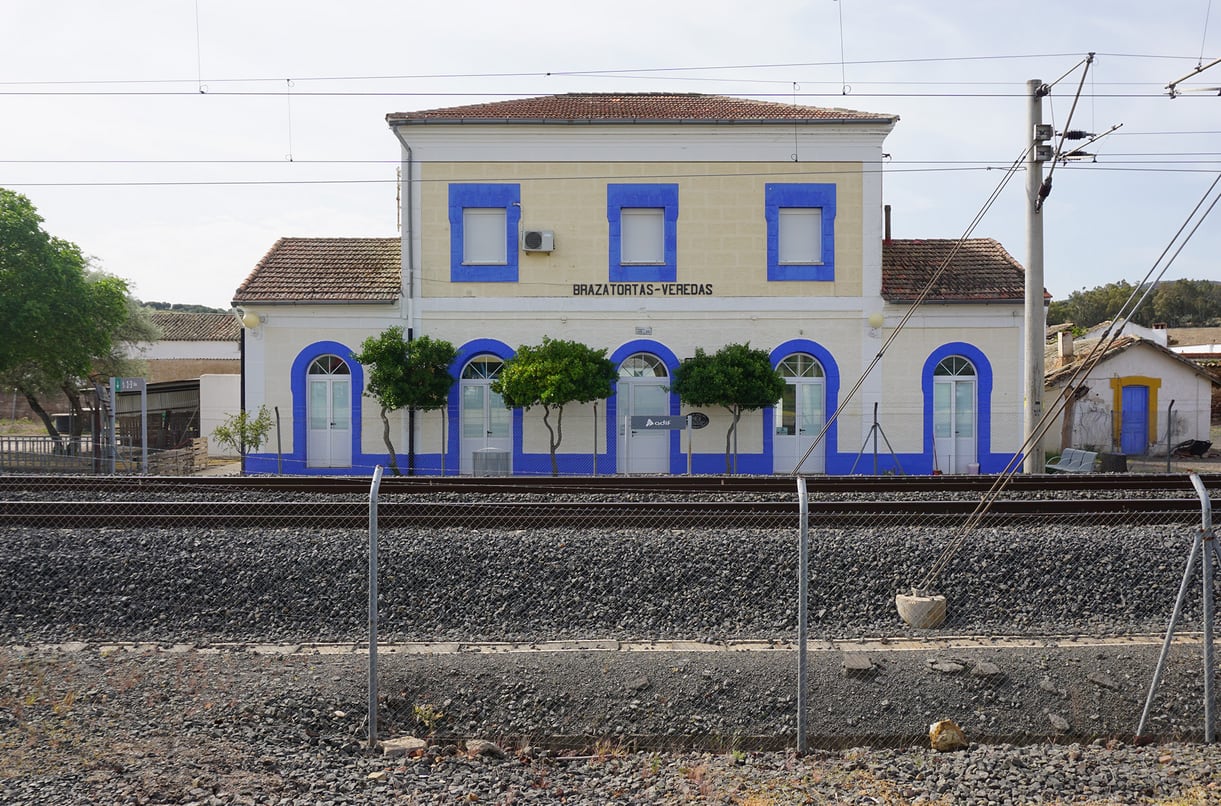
573,282,713,297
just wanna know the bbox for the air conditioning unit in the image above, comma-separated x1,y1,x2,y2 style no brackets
521,229,555,252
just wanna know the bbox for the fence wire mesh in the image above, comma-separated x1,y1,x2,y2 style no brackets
0,470,1216,761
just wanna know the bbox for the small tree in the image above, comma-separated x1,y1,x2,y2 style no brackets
671,342,785,473
351,328,456,476
212,405,273,468
492,337,617,476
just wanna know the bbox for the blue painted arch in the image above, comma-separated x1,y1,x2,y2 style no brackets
446,339,517,474
769,339,843,473
608,340,683,473
920,342,1013,474
247,340,367,475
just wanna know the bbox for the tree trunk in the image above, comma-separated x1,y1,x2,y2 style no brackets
380,406,401,476
542,404,561,477
61,383,87,455
22,388,65,453
724,412,741,474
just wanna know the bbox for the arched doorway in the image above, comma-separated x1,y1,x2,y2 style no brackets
459,355,512,475
933,356,977,473
307,354,352,468
616,353,670,474
774,353,825,473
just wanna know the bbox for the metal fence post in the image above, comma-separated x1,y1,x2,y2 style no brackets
796,476,809,754
1189,472,1216,743
368,465,384,750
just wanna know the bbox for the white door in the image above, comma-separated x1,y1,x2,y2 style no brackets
617,353,670,474
773,353,825,473
933,356,976,473
459,356,512,475
307,355,352,468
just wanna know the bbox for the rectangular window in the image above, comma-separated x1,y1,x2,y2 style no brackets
607,184,678,282
765,183,836,281
620,208,665,264
448,184,521,282
462,208,507,264
778,208,822,264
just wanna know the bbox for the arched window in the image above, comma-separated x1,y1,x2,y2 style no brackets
619,353,668,379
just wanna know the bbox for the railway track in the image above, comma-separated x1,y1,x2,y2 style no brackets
0,472,1212,528
1,471,1218,496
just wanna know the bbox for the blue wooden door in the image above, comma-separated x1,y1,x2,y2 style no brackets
1120,385,1149,455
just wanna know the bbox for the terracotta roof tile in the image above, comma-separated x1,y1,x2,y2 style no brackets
232,237,401,304
150,311,239,341
881,238,1037,304
388,93,896,125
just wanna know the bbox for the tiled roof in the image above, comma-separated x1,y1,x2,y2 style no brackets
881,239,1037,304
150,311,239,342
232,238,401,304
1045,334,1221,386
388,93,896,125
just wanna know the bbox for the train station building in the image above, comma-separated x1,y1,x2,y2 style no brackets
232,93,1030,476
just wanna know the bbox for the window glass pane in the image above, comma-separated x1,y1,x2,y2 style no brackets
776,385,796,434
309,381,329,430
331,381,349,430
955,381,974,437
488,389,511,438
463,208,506,264
798,383,823,431
933,382,951,438
462,385,485,438
633,383,668,415
462,356,503,381
619,354,667,378
779,208,822,264
621,208,664,264
778,353,824,379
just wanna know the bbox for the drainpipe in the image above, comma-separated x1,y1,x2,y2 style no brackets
390,125,418,474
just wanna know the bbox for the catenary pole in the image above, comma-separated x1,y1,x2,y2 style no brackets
1023,79,1048,473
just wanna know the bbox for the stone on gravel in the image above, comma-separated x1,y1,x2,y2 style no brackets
929,719,968,752
382,736,427,757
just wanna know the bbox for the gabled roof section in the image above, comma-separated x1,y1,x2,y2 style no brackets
881,238,1036,304
387,93,897,126
232,237,401,304
1045,334,1221,387
149,311,239,342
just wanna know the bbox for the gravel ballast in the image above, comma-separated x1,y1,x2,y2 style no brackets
3,495,1220,801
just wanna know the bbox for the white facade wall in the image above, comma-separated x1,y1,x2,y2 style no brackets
199,374,241,457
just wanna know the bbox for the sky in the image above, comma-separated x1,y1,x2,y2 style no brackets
3,0,1220,311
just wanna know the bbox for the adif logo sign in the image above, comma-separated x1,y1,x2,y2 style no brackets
646,418,673,428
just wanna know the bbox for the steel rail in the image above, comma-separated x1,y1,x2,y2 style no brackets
0,497,1203,529
0,473,1218,497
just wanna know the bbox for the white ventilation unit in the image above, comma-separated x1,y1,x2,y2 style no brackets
521,229,555,252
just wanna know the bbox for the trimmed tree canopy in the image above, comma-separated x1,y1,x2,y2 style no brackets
493,337,617,476
671,342,785,473
352,328,456,475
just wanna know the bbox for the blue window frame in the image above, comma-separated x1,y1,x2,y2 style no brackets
765,183,836,281
607,184,678,282
448,184,521,282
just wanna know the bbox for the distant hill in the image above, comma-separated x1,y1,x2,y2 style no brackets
141,301,227,315
1048,278,1221,329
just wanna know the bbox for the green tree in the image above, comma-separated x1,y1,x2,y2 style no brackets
211,405,273,465
492,337,617,476
671,342,785,474
0,189,140,447
1049,278,1221,329
351,328,456,476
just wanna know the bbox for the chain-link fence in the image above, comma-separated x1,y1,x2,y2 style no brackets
0,471,1216,756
